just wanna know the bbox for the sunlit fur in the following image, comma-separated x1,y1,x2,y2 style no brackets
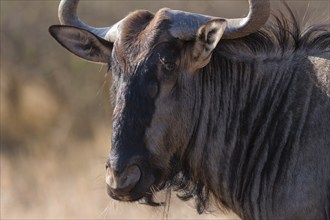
108,4,329,219
50,1,329,218
153,6,330,219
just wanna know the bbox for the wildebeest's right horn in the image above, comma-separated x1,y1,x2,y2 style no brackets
58,0,120,42
224,0,270,39
167,0,270,40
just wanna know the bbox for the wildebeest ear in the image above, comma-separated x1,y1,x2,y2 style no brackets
49,25,113,63
190,19,226,71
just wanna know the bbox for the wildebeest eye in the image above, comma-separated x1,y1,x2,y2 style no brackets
163,62,176,71
158,54,176,72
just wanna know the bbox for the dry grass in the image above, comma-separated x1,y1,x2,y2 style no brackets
1,1,328,219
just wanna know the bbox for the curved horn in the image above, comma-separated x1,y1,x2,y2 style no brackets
224,0,270,39
58,0,120,42
167,0,270,40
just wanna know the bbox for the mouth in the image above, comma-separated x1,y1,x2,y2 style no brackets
107,184,165,206
106,167,167,206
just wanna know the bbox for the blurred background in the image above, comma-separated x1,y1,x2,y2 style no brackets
1,0,329,219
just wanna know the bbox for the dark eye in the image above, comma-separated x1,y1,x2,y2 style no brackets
158,54,176,72
163,62,176,71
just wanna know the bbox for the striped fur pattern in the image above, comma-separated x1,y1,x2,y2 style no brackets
144,7,330,219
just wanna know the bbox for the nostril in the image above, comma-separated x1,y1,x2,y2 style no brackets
106,165,141,194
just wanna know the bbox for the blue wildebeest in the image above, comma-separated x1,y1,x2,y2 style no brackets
49,0,330,219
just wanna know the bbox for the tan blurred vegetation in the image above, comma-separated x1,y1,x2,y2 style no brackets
1,1,328,219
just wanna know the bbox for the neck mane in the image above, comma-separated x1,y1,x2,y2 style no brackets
167,6,330,217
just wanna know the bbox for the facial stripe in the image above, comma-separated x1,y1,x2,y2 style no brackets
111,62,159,168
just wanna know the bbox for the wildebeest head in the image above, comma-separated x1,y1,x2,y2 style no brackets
49,0,270,205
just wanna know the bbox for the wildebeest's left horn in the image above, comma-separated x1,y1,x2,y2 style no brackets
58,0,120,42
167,0,270,40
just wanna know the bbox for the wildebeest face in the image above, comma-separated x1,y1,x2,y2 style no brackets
107,33,186,201
49,9,226,203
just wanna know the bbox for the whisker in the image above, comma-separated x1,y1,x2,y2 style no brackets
153,184,162,192
98,201,111,219
162,188,171,220
302,0,311,26
150,185,161,203
92,173,107,190
98,64,105,73
110,199,117,212
93,173,105,182
96,69,110,97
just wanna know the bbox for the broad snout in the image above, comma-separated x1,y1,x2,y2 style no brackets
106,164,141,196
105,158,156,201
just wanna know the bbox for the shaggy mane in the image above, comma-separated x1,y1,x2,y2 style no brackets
219,4,330,60
164,4,330,215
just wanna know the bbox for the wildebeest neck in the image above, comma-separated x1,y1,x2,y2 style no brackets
177,51,330,216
